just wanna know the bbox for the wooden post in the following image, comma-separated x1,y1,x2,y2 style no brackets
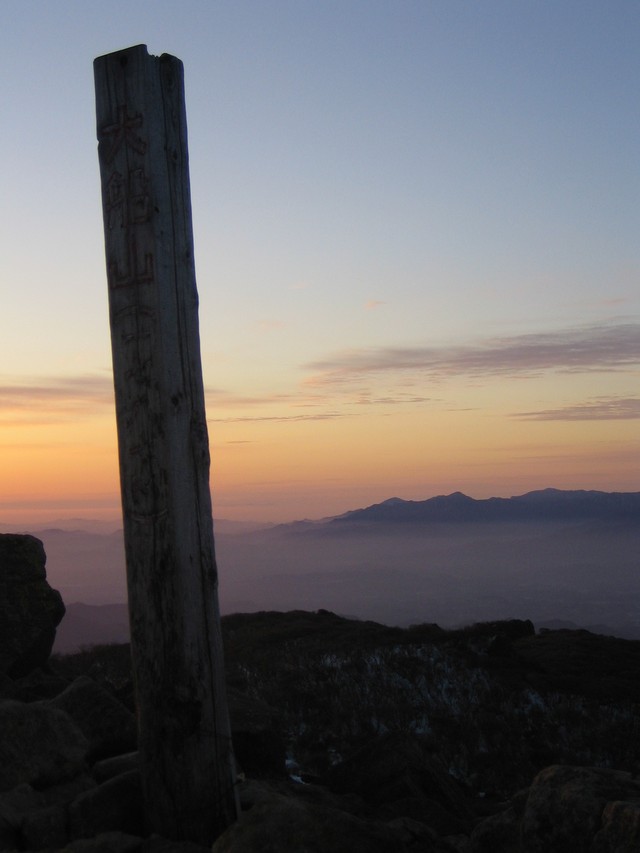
93,45,238,843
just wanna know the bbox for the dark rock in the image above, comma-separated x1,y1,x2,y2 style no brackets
520,765,640,852
49,676,137,761
592,800,640,852
388,815,463,851
0,816,19,849
442,835,471,853
227,686,286,777
0,534,65,678
0,700,88,791
212,790,429,852
243,776,372,822
22,802,69,850
59,830,143,851
93,752,139,784
234,778,280,812
0,671,15,696
325,733,473,834
69,769,144,840
0,782,40,849
7,667,69,702
141,833,214,851
38,772,97,808
468,805,520,852
0,774,95,850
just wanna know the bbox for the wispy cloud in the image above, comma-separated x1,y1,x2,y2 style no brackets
205,389,296,407
364,300,386,310
303,322,640,386
209,412,345,424
354,392,431,406
513,397,640,421
205,386,432,420
0,375,114,424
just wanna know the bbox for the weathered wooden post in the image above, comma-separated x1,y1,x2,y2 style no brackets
93,45,238,843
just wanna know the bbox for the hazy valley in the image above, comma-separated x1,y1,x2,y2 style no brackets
3,488,635,653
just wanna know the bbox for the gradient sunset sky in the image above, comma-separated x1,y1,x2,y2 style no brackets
1,1,638,524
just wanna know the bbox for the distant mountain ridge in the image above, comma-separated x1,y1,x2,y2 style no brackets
329,488,640,526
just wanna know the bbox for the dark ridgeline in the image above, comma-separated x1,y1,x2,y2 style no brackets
329,488,640,525
94,45,237,843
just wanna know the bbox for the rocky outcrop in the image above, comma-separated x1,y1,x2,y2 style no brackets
69,769,144,840
324,732,473,836
467,765,640,852
226,686,286,778
212,779,460,853
593,800,640,852
49,676,137,761
520,765,640,852
0,534,65,677
0,685,142,850
0,699,88,791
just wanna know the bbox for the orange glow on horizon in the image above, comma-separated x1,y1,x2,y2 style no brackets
0,390,637,527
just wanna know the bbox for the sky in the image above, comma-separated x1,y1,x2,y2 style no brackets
0,0,638,524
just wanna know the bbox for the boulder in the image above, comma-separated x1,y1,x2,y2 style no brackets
0,782,41,849
53,834,211,853
58,831,143,852
20,773,96,850
69,769,144,840
93,751,139,784
212,789,430,853
0,534,65,677
22,802,69,850
520,765,640,852
141,833,215,851
325,732,473,835
214,778,464,852
0,699,88,791
388,815,464,851
592,801,640,852
0,774,96,850
227,686,286,777
6,667,69,702
49,676,137,761
467,805,520,852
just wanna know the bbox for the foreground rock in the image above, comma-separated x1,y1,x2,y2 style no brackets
468,765,640,852
49,676,137,761
521,765,640,852
324,732,473,836
0,700,88,791
213,779,459,852
0,534,65,677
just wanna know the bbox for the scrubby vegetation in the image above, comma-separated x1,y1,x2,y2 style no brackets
52,610,640,799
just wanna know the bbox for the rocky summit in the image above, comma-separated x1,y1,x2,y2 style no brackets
1,534,640,851
0,534,65,678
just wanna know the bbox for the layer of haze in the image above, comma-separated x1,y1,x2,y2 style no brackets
14,515,637,649
0,1,638,525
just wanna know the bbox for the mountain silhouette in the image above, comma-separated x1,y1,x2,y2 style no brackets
329,488,640,526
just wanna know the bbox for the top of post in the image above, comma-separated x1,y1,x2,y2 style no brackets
94,44,183,72
94,43,148,67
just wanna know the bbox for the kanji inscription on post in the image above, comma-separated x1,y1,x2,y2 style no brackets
99,108,154,291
